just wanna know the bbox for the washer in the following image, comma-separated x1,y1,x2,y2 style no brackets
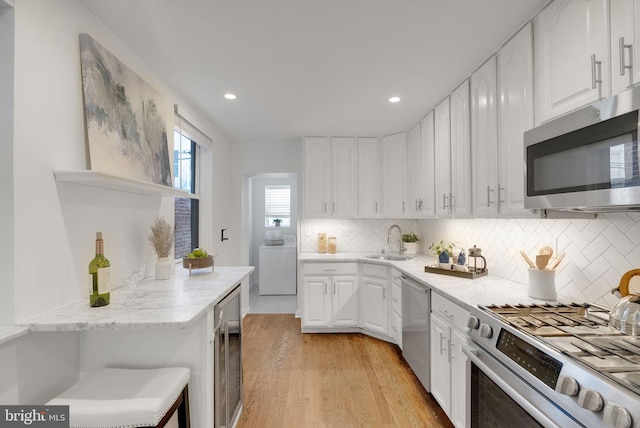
258,235,297,295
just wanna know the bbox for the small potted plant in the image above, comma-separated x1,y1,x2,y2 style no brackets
429,240,454,267
272,219,282,227
402,233,419,255
148,217,174,279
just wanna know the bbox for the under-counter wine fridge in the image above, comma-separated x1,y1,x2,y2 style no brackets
214,283,242,428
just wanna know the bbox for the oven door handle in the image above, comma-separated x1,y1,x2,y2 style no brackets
462,343,565,428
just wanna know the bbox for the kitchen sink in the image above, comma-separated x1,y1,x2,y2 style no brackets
366,254,413,261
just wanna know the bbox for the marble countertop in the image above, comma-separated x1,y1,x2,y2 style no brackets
0,327,29,346
299,252,574,311
17,266,254,332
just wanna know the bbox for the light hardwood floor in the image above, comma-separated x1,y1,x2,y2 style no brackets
237,314,454,428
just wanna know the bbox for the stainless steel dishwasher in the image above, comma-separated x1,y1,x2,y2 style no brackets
214,283,242,428
401,275,431,392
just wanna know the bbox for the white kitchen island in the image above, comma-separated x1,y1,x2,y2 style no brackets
17,266,254,428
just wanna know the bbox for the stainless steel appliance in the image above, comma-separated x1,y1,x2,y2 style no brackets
214,284,242,428
524,85,640,212
401,275,430,391
465,303,640,428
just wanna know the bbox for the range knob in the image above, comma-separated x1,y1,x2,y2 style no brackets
603,403,632,428
478,323,493,338
577,388,603,412
555,375,579,397
466,316,480,330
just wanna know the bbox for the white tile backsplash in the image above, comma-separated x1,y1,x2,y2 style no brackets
299,218,419,254
300,213,640,307
415,213,640,307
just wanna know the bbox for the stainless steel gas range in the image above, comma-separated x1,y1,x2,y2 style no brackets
464,303,640,428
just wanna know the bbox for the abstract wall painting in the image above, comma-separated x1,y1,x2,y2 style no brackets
79,33,172,187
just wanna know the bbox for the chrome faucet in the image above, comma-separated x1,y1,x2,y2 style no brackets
387,224,406,255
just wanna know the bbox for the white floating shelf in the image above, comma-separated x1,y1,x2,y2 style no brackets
53,170,199,199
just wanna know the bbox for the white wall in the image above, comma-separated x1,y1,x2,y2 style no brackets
0,4,14,327
3,0,234,404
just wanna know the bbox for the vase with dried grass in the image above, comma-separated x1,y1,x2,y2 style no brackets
148,217,174,280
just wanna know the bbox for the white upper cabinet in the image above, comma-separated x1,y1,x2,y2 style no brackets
381,132,408,217
497,23,536,217
331,137,358,217
420,112,436,219
471,57,498,217
434,97,452,218
407,122,424,217
303,137,332,217
450,80,472,218
611,0,640,94
303,136,357,218
357,137,381,218
534,0,610,124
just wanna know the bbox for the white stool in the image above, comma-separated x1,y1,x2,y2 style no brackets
47,367,191,428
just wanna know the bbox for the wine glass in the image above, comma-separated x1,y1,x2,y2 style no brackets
122,263,146,305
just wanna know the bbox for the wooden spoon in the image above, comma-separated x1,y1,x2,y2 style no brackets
539,245,554,257
536,254,550,269
520,250,536,269
548,253,565,270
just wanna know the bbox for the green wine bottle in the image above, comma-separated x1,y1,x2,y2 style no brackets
89,232,111,307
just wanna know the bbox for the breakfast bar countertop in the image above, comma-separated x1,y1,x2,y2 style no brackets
17,266,254,332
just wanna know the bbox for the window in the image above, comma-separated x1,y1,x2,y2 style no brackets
174,130,198,259
265,185,291,227
173,109,211,260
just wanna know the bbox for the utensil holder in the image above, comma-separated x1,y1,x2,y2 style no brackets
528,268,557,301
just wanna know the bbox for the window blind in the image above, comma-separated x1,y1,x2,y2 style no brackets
265,185,291,218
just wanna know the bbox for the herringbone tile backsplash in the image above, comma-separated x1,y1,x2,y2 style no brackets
301,212,640,307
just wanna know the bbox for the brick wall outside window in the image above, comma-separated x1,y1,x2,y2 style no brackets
175,197,192,259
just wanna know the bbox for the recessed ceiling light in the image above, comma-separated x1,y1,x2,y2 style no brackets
224,93,237,100
388,96,400,103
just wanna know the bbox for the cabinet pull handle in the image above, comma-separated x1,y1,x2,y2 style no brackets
324,202,327,213
591,54,602,90
620,37,633,76
402,201,405,213
449,339,455,363
487,185,494,207
439,332,447,354
375,201,378,213
441,309,454,319
333,201,336,213
324,281,328,295
324,269,337,272
498,186,505,204
383,288,386,299
450,193,455,212
333,281,336,295
443,194,448,210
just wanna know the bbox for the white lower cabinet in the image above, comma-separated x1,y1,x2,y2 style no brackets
360,263,390,336
302,263,358,328
430,292,470,428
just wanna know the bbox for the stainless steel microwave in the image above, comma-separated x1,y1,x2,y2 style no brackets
524,86,640,212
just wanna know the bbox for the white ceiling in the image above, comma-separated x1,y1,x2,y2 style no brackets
81,0,549,144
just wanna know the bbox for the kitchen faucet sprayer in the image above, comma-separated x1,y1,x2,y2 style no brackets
387,224,406,255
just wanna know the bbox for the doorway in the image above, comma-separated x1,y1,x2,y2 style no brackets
248,173,298,313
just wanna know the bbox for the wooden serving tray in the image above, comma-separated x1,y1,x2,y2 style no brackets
424,265,488,279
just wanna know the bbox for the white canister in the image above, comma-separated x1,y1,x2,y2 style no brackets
528,268,557,301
